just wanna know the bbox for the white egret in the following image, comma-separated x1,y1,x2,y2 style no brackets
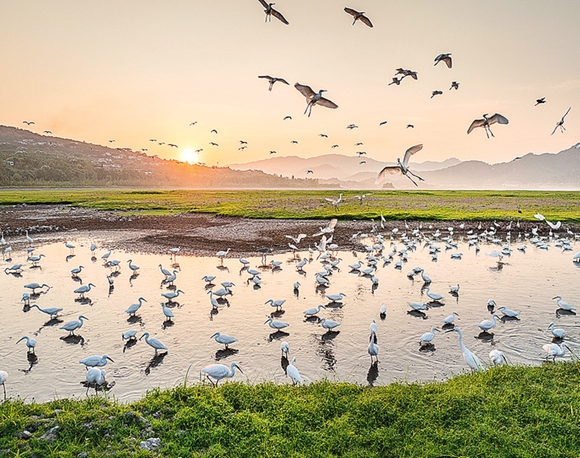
16,336,36,353
216,248,231,265
140,332,168,355
467,113,509,138
368,331,379,362
166,270,178,285
265,299,286,311
258,75,289,91
553,296,576,311
548,322,565,339
162,289,184,302
210,332,238,349
375,144,425,187
452,327,484,371
320,318,341,332
60,315,89,336
4,264,23,274
476,314,500,333
79,354,114,368
70,265,83,277
24,283,51,294
294,83,338,117
379,304,386,318
424,287,445,303
370,319,378,335
325,292,346,303
343,7,373,27
25,230,33,245
21,293,30,306
0,371,7,400
85,368,106,394
27,254,45,266
286,357,302,385
416,268,431,284
304,304,325,318
489,349,508,365
442,312,459,325
159,264,171,278
122,329,138,341
543,342,574,361
161,303,174,321
408,302,428,311
101,249,112,261
551,107,571,135
202,362,243,387
420,327,440,345
30,304,62,319
264,317,289,330
499,306,520,318
74,283,95,299
449,284,460,295
257,0,289,24
127,259,140,273
280,341,289,356
64,241,75,253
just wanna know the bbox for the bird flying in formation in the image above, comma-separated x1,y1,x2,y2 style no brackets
431,90,443,99
551,107,571,135
376,144,425,187
283,115,292,120
449,81,460,90
258,0,289,24
344,7,373,27
467,113,509,138
434,53,452,68
258,75,289,91
294,83,338,117
535,97,546,106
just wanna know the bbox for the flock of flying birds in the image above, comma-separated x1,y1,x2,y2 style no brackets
0,210,579,396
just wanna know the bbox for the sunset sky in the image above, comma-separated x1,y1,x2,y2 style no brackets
1,1,579,170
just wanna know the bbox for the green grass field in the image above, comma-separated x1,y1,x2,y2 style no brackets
1,189,579,222
1,363,580,457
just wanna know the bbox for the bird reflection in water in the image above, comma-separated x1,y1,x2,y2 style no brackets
367,361,379,387
145,352,167,375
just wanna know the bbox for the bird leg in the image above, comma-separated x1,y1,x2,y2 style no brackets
404,174,419,187
408,170,425,182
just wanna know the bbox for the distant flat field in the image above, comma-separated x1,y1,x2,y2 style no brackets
0,189,578,221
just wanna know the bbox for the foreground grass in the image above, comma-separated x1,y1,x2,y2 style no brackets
0,189,579,222
1,364,580,457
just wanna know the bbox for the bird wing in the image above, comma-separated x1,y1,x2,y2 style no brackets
534,213,545,221
344,7,360,17
316,96,338,109
258,75,273,81
562,106,571,120
327,218,338,230
359,14,373,27
467,118,485,134
488,113,509,125
294,83,316,100
443,56,452,68
401,144,423,167
277,78,290,85
257,0,269,8
375,165,402,183
271,8,289,24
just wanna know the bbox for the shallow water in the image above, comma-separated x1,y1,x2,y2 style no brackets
1,232,579,402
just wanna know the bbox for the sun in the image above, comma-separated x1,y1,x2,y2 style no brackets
180,148,198,164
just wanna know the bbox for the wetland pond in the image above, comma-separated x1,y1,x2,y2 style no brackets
1,230,579,402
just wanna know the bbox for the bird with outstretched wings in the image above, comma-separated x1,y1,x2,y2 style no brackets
295,83,338,116
344,7,373,27
258,0,289,24
467,113,509,138
376,144,424,187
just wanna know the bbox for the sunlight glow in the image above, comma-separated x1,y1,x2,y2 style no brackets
180,148,198,164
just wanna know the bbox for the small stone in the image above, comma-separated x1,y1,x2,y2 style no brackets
139,437,161,451
17,430,31,440
40,425,60,442
77,453,88,458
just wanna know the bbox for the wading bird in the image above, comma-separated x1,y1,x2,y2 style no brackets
30,304,63,319
210,332,238,350
0,371,8,400
375,144,424,187
202,362,243,387
551,107,571,135
286,357,302,384
294,83,338,117
16,336,36,353
257,0,289,24
140,332,168,355
85,368,106,394
467,113,509,138
489,349,508,365
548,322,565,339
451,327,483,371
79,354,114,368
258,75,289,91
553,295,576,312
60,315,89,336
344,7,373,27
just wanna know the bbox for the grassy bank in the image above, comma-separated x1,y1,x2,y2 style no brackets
1,363,580,457
1,189,579,222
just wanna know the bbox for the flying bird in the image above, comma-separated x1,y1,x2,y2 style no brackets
388,77,402,86
210,142,219,146
551,107,571,135
431,90,443,98
344,7,373,27
379,120,388,125
210,129,218,134
283,115,292,120
258,75,289,91
258,0,289,24
467,113,509,138
23,121,35,125
449,81,460,90
294,83,338,117
535,97,546,106
434,53,452,68
319,133,328,138
375,144,425,187
406,124,414,129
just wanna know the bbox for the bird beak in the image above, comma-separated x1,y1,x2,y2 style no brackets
139,334,145,340
107,357,114,362
552,296,558,300
210,333,217,339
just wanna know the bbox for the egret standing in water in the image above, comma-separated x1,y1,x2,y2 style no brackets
60,315,89,336
79,354,114,368
548,322,565,339
475,314,500,333
202,362,243,387
451,327,484,371
210,332,238,350
368,331,379,362
16,336,36,353
140,332,168,355
126,297,147,316
264,317,289,330
74,283,95,299
0,370,7,400
419,327,439,346
320,317,341,332
489,349,508,365
30,304,62,319
85,368,106,395
553,296,576,312
375,144,425,187
294,83,338,117
543,342,575,362
286,357,302,385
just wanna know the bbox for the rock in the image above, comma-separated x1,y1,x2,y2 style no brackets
139,438,161,451
40,425,60,442
17,430,31,440
77,453,88,458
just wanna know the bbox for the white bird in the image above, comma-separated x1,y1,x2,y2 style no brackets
265,299,286,311
476,314,500,333
375,144,425,187
551,107,571,135
60,315,89,336
264,317,289,330
408,302,428,311
64,241,75,253
325,292,346,303
320,317,341,332
449,284,460,295
553,296,576,311
370,319,378,334
304,304,325,318
25,230,33,245
379,304,386,318
543,342,574,361
162,289,184,302
286,357,302,385
161,303,174,321
85,368,106,393
489,349,508,365
499,306,520,318
140,332,168,355
548,322,565,339
216,248,231,265
442,312,459,325
343,7,373,27
16,336,36,353
420,327,440,345
127,259,140,273
368,331,379,362
101,249,112,261
125,297,147,316
211,332,238,349
202,275,216,285
257,0,289,25
424,287,445,303
434,53,452,68
122,329,138,341
452,327,484,371
417,268,431,284
258,75,289,91
4,264,23,274
467,113,509,138
202,362,243,387
0,370,8,400
30,304,62,319
159,264,171,278
70,265,83,277
294,83,338,117
21,292,30,305
79,354,114,368
74,283,95,299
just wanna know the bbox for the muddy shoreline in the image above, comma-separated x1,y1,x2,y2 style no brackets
0,204,575,257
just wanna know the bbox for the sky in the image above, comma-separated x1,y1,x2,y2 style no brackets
1,1,579,170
